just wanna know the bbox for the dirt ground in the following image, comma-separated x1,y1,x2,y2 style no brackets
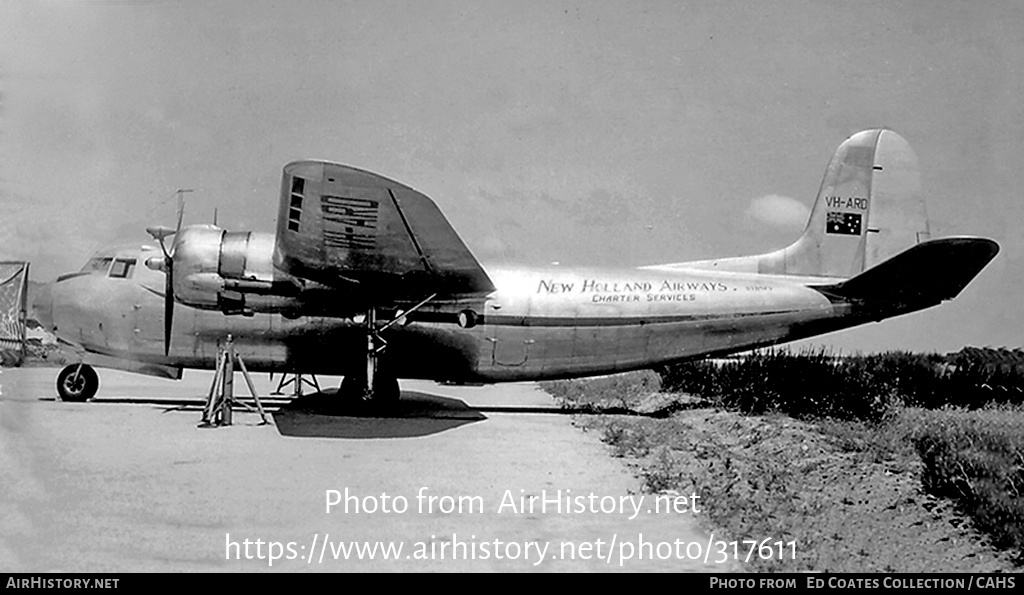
571,403,1020,572
0,369,728,573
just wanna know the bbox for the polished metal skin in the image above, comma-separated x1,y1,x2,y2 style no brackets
36,130,998,398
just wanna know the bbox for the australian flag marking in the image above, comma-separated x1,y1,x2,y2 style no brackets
826,211,862,236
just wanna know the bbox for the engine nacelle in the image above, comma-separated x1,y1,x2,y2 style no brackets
167,225,301,314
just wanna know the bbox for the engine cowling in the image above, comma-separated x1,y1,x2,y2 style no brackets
162,225,301,314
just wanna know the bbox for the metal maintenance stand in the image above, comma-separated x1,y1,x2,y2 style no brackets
200,335,269,427
269,372,321,397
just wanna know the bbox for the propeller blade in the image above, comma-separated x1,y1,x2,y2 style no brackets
151,188,191,358
164,258,174,356
146,226,176,259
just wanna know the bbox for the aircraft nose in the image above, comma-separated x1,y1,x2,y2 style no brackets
31,281,54,331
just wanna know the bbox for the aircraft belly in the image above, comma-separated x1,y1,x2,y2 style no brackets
611,323,653,371
534,327,575,373
571,325,624,369
643,320,708,365
379,324,484,380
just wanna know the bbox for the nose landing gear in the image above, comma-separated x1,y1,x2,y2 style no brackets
56,364,99,402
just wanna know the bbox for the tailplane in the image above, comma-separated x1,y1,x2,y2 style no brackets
817,237,998,308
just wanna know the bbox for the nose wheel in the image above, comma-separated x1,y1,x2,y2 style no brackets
56,364,99,402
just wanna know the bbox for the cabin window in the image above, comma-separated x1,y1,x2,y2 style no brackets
82,257,113,274
109,258,137,279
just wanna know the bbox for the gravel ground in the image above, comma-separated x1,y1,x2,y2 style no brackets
0,368,728,572
571,403,1020,572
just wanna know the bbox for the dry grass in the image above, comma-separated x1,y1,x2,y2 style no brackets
546,362,1023,572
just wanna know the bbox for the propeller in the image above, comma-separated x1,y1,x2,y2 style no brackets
146,189,191,356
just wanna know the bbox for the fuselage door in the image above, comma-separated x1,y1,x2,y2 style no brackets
485,293,533,367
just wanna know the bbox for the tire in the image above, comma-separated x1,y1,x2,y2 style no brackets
339,371,401,403
372,375,401,403
339,373,364,400
57,364,99,402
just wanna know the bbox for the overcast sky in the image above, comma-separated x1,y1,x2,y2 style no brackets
1,0,1022,353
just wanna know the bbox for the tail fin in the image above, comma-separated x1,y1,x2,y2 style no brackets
773,128,930,277
653,129,932,278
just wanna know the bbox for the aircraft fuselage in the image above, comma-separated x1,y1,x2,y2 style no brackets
46,243,860,383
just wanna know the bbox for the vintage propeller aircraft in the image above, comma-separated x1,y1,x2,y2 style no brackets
33,129,998,403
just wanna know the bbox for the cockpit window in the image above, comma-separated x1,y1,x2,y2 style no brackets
109,258,137,279
81,257,113,274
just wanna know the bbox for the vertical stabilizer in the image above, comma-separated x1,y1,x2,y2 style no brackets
776,128,929,278
645,129,932,279
793,129,879,276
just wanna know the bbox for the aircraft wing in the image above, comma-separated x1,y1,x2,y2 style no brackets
273,161,494,302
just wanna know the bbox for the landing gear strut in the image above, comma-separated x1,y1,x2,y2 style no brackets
339,307,398,403
340,295,436,403
57,364,99,402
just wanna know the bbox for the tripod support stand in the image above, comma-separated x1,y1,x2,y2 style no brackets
199,335,269,427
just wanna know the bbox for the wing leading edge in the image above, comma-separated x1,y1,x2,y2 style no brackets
274,161,494,302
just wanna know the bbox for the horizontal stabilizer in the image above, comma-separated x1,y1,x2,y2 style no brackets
817,237,998,306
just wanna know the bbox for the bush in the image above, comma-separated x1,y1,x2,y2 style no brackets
911,407,1024,555
656,348,1024,420
658,350,900,422
945,348,1024,407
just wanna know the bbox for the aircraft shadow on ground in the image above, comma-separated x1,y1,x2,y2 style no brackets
272,390,489,439
38,388,636,439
